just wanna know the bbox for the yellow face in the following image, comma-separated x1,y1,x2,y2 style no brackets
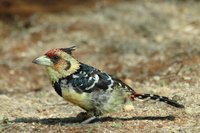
32,47,80,82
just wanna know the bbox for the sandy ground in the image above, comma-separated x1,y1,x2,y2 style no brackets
0,0,200,132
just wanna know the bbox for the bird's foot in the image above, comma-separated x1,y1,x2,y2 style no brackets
76,112,97,124
76,112,91,120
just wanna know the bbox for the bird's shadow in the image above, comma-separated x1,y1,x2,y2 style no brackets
11,115,175,125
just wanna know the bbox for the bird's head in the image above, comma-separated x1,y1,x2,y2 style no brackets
33,46,80,82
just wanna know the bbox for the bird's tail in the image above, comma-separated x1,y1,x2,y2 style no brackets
131,93,184,108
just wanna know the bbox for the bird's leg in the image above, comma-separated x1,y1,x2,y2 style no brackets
76,111,97,124
81,116,97,124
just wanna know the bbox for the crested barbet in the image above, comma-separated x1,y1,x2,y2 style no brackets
33,46,184,124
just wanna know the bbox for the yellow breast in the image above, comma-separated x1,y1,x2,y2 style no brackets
61,88,93,111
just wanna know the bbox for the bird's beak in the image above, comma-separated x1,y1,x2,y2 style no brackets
32,55,53,66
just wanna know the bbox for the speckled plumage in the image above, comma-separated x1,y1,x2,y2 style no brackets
52,63,134,116
33,46,184,123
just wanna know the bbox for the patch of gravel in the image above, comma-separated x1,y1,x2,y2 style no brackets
0,0,200,132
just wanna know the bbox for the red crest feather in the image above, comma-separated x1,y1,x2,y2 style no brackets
46,49,61,58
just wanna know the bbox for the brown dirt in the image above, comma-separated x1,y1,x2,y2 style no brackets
0,0,200,132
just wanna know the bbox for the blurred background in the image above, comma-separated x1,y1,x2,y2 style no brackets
0,0,200,132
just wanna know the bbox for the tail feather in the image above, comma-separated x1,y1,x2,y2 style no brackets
133,93,184,108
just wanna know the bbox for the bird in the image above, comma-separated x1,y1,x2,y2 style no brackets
32,46,184,124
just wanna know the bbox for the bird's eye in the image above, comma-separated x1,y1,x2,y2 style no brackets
51,55,60,63
52,55,59,60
